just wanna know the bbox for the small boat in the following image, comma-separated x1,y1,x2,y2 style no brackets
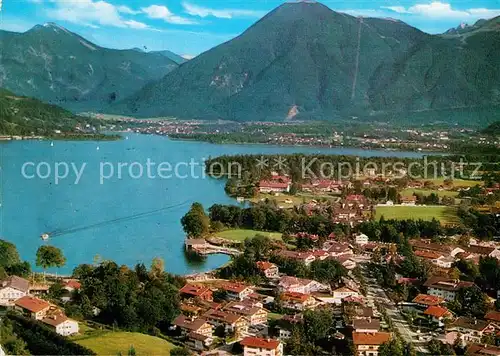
50,142,54,147
41,233,49,240
96,146,100,151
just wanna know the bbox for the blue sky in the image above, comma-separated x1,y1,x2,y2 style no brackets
1,0,500,57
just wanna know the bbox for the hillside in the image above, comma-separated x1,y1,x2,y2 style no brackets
0,23,178,112
116,3,500,121
0,88,89,135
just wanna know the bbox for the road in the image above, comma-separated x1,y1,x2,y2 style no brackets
359,263,430,353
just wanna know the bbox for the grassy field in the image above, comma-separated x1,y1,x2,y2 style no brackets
375,206,459,224
73,331,175,355
401,188,459,198
216,229,283,242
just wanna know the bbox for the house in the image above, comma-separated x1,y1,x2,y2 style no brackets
451,317,495,344
241,337,283,356
278,276,329,294
223,302,268,325
410,240,464,257
41,314,79,336
14,296,53,320
280,292,318,311
281,250,316,266
432,255,456,269
332,286,360,305
61,280,82,302
187,331,213,351
0,275,30,306
412,294,445,309
424,306,452,326
259,180,290,193
352,332,391,356
401,196,417,206
63,280,81,292
424,277,475,302
256,261,279,279
332,255,357,270
203,309,249,336
180,283,213,301
173,315,213,337
345,195,368,208
185,239,210,251
415,250,444,260
466,344,500,356
355,233,369,245
466,245,500,260
353,318,380,333
326,242,353,257
222,283,254,301
29,284,50,296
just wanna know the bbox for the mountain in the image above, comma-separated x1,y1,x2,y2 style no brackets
151,50,187,64
0,23,179,112
117,2,500,121
0,88,83,135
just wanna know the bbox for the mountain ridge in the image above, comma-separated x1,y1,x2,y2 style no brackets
0,23,180,111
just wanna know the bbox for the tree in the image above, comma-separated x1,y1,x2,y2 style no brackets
181,203,210,237
36,245,66,276
150,257,165,279
0,239,21,268
303,308,334,343
309,259,347,285
127,346,136,356
379,338,404,356
451,286,488,318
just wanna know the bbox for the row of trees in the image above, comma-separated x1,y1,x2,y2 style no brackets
458,208,500,240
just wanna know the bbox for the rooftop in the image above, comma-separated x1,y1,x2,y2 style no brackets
14,296,51,313
240,336,281,350
453,317,491,331
424,306,451,318
41,313,70,327
1,275,30,293
352,332,391,346
412,294,445,306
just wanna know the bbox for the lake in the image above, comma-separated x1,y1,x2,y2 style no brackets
0,134,424,275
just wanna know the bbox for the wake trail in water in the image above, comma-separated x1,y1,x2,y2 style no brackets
48,200,191,238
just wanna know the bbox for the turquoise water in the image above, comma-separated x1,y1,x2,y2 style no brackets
0,134,424,275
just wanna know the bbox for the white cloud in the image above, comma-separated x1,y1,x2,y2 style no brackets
123,20,149,29
382,2,500,19
141,5,197,25
182,2,265,19
117,5,140,15
43,0,151,29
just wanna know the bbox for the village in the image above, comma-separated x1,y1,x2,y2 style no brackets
2,165,500,355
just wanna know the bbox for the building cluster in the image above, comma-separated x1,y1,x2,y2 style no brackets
0,275,80,336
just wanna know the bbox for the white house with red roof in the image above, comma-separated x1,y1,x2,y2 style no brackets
14,295,53,320
278,276,329,294
256,261,279,279
41,313,79,336
241,336,283,356
222,283,254,301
